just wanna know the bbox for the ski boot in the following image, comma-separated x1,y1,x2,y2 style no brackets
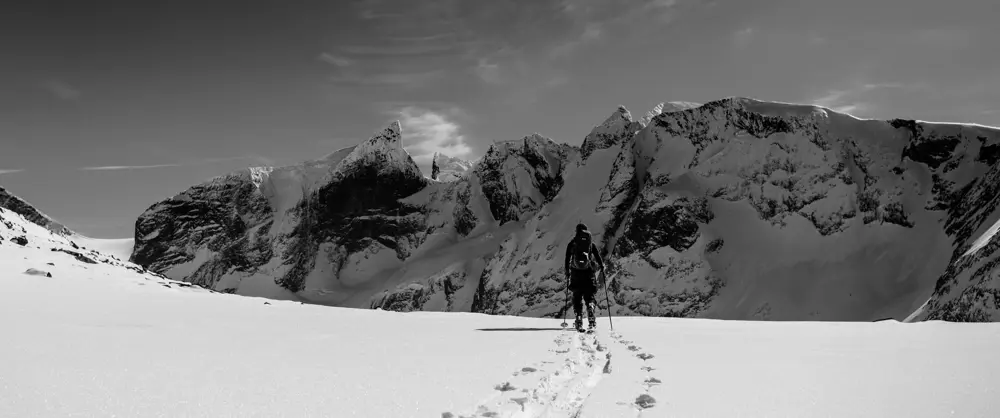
574,316,585,333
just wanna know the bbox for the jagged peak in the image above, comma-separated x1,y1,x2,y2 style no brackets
333,120,421,178
356,120,404,151
578,105,644,158
481,133,564,165
601,105,635,126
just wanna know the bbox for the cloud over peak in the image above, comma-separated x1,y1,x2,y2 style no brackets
394,106,473,169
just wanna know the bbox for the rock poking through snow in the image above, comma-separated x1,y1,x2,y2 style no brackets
23,268,51,277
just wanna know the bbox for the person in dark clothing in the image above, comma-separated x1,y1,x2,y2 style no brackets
564,223,605,330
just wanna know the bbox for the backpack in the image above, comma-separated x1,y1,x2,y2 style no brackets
569,234,595,271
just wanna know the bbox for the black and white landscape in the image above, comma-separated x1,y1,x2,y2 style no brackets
4,0,1000,416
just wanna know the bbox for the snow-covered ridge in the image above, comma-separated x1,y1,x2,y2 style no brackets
0,203,169,284
0,186,73,236
128,96,1000,322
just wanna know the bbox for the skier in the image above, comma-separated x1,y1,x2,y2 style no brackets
564,223,605,331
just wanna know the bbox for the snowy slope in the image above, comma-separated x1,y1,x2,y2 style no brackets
129,97,1000,322
0,185,72,236
1,184,137,261
2,230,999,417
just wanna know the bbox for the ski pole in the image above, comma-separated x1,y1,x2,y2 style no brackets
602,269,614,331
560,277,570,327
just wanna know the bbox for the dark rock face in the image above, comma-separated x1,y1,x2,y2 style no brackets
920,153,1000,321
431,158,441,180
475,134,576,226
131,172,273,279
370,267,470,312
0,186,72,236
278,165,429,293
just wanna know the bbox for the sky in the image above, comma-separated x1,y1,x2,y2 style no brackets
1,0,999,238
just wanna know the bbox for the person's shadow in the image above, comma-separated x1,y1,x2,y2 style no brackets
475,327,566,332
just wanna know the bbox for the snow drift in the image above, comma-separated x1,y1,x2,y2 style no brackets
127,97,1000,322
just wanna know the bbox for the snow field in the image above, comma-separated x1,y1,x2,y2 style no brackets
2,229,1000,417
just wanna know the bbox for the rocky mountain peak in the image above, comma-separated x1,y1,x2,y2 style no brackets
333,120,422,181
580,105,644,159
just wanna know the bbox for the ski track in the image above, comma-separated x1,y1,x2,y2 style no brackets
607,330,661,416
446,328,610,418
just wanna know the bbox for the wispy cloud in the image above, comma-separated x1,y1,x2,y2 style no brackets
339,43,457,56
385,33,456,42
79,155,273,171
41,80,81,101
393,106,473,167
318,52,354,67
473,58,501,84
329,70,446,88
549,21,605,58
356,0,404,20
0,169,24,175
81,164,183,171
549,0,685,58
810,82,911,115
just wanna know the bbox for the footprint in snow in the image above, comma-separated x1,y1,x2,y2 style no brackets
635,394,657,409
637,353,654,360
494,382,516,392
